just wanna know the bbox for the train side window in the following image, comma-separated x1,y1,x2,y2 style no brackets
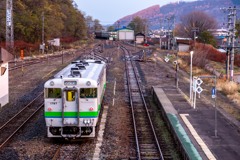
80,88,97,98
46,88,62,98
66,91,75,101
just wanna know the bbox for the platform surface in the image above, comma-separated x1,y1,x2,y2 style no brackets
153,86,240,160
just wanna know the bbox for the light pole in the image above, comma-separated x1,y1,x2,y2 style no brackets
190,51,194,104
175,44,179,89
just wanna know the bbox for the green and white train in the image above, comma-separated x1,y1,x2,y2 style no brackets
44,59,106,138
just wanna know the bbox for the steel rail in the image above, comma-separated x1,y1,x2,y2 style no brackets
130,52,164,160
0,103,43,149
0,92,44,149
123,47,141,159
122,45,164,159
0,92,43,131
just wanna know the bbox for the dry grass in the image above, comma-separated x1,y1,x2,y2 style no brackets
219,81,239,95
178,52,189,56
177,51,240,105
228,93,240,104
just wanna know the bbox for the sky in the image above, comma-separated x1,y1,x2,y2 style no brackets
74,0,197,25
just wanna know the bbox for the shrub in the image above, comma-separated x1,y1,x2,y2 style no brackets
221,81,239,95
191,43,226,68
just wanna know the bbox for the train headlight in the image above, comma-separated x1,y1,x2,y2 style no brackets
50,81,54,86
86,81,91,86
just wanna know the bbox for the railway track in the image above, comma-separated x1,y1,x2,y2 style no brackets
0,92,44,149
9,52,75,71
9,59,42,71
9,42,107,71
122,46,164,160
52,144,82,160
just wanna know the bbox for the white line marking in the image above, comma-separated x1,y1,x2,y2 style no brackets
180,114,216,160
92,106,109,159
42,69,56,79
113,78,116,96
112,98,115,106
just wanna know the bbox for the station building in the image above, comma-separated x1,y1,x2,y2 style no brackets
0,47,13,108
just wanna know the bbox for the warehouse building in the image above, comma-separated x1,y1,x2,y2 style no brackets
117,27,134,41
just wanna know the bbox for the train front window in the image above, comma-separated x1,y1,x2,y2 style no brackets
46,88,61,98
66,91,76,101
80,88,97,98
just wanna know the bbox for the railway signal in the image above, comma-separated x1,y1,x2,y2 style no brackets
195,78,203,94
164,57,169,62
192,77,203,109
164,54,170,62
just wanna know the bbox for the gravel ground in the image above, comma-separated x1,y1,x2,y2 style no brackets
101,43,182,159
101,45,134,159
0,49,88,159
0,41,239,159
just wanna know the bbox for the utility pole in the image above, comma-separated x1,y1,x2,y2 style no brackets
167,17,171,50
165,16,175,50
42,12,45,54
145,23,148,44
6,0,14,53
117,21,120,41
159,18,162,50
191,27,199,48
229,7,237,81
221,6,240,81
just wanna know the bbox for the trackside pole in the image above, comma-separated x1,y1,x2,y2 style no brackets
190,51,194,104
192,75,217,137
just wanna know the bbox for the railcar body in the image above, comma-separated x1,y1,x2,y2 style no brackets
44,59,106,138
95,31,110,39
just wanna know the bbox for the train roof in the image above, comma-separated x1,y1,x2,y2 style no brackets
54,59,106,81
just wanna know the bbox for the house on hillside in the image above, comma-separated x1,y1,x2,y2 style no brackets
175,37,192,52
0,48,13,108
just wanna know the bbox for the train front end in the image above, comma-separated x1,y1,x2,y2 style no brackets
44,78,99,138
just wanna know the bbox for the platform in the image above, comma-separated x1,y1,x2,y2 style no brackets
152,86,240,160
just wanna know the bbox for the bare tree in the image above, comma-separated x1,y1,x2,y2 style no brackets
175,11,217,39
85,16,103,33
93,19,103,32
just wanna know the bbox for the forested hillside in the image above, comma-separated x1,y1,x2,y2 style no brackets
0,0,87,45
117,0,239,30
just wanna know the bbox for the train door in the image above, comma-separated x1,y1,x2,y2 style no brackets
62,88,79,126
